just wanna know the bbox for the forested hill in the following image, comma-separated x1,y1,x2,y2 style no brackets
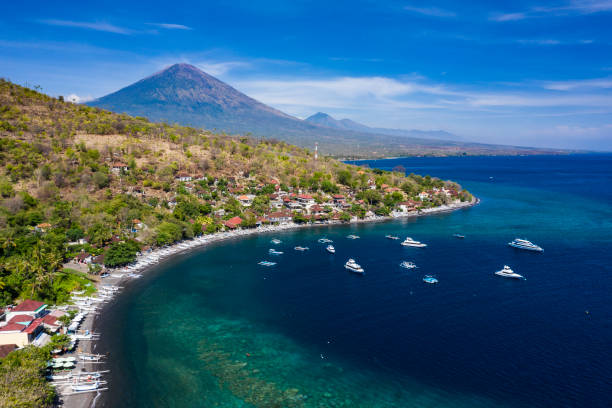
0,78,471,307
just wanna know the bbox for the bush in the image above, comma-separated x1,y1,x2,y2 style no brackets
104,241,139,267
92,172,109,189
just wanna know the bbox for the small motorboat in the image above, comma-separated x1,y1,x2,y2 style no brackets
400,261,417,269
345,258,364,274
294,246,309,251
495,265,525,279
346,234,360,239
318,238,333,243
453,234,465,239
401,237,427,247
326,245,335,254
508,238,543,252
268,249,284,255
423,275,438,284
271,239,282,244
258,261,277,266
385,235,400,240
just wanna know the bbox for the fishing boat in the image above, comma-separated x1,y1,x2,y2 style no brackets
508,238,543,252
453,234,465,239
423,275,438,284
385,235,400,240
318,238,333,243
268,249,284,255
346,234,360,239
326,245,335,254
344,259,365,274
258,261,277,266
271,239,282,244
401,237,427,247
400,261,417,269
294,246,309,251
70,382,101,392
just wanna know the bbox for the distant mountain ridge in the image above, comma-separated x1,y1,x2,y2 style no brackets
88,63,568,158
305,112,463,141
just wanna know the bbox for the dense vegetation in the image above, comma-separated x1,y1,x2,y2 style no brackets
0,335,70,407
0,79,471,307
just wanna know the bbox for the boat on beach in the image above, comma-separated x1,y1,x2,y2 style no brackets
345,258,364,274
508,238,543,252
401,237,427,247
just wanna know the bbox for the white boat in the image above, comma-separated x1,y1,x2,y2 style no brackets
268,249,284,255
345,259,364,274
79,354,104,361
346,235,360,239
326,245,335,254
71,382,101,392
495,265,525,279
508,238,543,252
318,238,333,243
271,239,282,244
294,246,309,251
258,261,277,266
385,235,400,240
400,261,417,269
423,275,438,284
401,237,427,247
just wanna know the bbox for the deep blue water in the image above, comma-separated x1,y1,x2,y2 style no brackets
97,154,612,408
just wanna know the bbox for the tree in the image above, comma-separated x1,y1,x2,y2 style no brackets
104,241,139,267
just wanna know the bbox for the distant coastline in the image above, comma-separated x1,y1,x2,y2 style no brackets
62,197,477,408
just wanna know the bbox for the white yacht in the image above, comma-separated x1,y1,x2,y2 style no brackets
385,235,400,240
268,249,284,255
495,265,525,279
294,246,309,251
271,239,282,244
508,238,543,252
326,245,335,254
345,258,364,274
318,238,333,243
346,235,360,239
401,237,427,247
400,261,417,269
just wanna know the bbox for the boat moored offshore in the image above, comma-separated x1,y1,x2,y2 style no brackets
326,245,335,254
401,237,427,247
422,275,438,284
508,238,543,252
345,258,364,274
400,261,417,269
385,235,400,240
495,265,525,279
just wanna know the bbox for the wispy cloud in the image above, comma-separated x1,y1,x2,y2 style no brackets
38,19,131,34
66,93,94,103
195,61,251,76
490,0,612,21
540,77,612,90
146,23,192,30
404,5,456,17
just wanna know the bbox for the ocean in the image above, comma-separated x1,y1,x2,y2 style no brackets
96,154,612,407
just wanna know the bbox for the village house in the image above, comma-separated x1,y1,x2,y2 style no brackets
0,300,48,347
4,300,47,322
236,194,255,206
35,222,52,232
223,216,243,229
111,162,129,174
266,210,293,223
418,191,430,200
75,251,93,264
175,171,193,182
297,194,315,205
398,200,419,212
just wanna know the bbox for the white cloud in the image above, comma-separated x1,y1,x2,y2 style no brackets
490,0,612,21
146,23,192,30
541,77,612,90
404,6,456,17
66,94,94,103
38,19,131,34
195,61,251,76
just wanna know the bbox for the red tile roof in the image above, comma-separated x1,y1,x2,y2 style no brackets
224,216,243,229
23,318,43,334
12,300,46,313
8,315,34,324
0,323,24,333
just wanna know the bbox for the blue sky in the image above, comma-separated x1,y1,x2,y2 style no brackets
1,0,611,150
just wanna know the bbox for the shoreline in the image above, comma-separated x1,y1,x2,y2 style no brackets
61,198,477,408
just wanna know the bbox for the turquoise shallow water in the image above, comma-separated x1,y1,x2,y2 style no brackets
97,154,612,407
